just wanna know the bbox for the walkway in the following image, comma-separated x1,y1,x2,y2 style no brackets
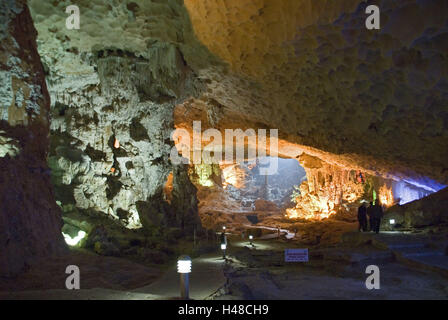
348,231,448,277
133,253,227,299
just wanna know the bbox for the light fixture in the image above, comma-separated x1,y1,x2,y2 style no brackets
62,230,86,246
177,255,191,299
389,219,395,225
177,256,192,274
221,243,227,259
249,235,253,246
222,226,226,230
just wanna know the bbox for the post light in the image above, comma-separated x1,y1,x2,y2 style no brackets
221,243,227,259
249,235,253,246
177,255,191,299
222,226,226,231
389,219,395,225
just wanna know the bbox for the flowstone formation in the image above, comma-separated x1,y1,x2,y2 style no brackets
286,153,437,221
287,154,367,220
28,0,210,237
0,0,65,277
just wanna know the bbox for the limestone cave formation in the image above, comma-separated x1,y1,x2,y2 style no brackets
0,0,447,300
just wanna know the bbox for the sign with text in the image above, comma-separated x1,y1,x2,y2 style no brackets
285,249,309,262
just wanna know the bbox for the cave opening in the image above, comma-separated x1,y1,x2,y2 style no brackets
221,157,306,210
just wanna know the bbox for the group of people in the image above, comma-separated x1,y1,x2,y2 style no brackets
357,201,384,234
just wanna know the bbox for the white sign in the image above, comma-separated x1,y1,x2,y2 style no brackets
285,249,309,262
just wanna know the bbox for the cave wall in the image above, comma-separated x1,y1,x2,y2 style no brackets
382,186,448,230
28,0,205,234
46,43,202,233
0,0,65,277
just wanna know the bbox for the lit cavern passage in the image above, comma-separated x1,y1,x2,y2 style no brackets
189,153,445,231
1,0,448,301
190,157,306,228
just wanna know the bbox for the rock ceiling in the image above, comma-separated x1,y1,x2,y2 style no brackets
28,0,448,186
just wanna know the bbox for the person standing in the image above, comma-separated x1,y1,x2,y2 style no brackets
367,201,374,231
357,202,368,232
372,202,384,234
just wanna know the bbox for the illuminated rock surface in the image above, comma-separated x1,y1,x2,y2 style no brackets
0,0,65,277
29,0,204,234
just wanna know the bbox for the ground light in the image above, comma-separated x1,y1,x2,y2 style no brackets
177,255,191,299
221,243,227,259
62,230,86,246
390,219,395,225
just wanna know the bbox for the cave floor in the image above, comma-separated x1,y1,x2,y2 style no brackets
0,252,226,300
212,232,448,300
1,231,447,300
0,249,164,298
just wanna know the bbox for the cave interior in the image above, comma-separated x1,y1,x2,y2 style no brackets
1,0,448,300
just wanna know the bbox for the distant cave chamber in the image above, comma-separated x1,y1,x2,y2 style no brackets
187,154,445,230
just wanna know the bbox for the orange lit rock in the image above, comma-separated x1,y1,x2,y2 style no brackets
287,154,366,220
163,172,174,204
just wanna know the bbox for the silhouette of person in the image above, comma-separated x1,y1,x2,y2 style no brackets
367,201,374,231
372,202,384,234
357,202,368,232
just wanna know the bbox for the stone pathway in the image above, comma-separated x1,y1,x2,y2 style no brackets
0,253,227,300
243,224,296,240
132,253,227,299
349,231,448,277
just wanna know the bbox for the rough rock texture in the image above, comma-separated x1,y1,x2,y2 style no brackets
287,153,368,219
0,0,65,277
182,0,448,185
382,187,448,230
28,0,206,233
286,153,435,220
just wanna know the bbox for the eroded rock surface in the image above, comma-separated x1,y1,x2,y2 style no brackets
382,187,448,230
28,1,206,234
0,0,65,277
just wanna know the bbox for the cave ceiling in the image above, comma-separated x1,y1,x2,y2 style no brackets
29,0,448,185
